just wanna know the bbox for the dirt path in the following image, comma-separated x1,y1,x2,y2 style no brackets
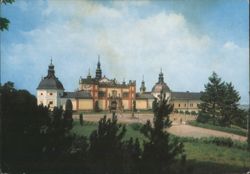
73,113,247,142
167,124,247,142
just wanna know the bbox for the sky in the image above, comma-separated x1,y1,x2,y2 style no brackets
1,0,249,104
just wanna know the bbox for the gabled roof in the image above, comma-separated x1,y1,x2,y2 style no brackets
99,76,113,84
171,92,202,100
61,91,92,99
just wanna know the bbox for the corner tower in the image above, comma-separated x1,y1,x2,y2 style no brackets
37,59,64,109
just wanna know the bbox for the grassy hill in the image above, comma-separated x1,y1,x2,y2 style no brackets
71,120,250,174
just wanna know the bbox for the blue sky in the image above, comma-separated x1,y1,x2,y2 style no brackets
1,0,249,104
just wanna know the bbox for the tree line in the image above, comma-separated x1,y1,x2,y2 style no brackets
1,82,188,174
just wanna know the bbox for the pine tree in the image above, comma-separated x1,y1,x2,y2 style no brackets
133,100,137,112
79,113,83,126
0,0,15,31
220,82,241,126
123,137,142,174
199,72,243,127
140,92,186,174
152,98,157,113
94,100,100,112
88,115,126,174
198,72,226,125
64,99,73,130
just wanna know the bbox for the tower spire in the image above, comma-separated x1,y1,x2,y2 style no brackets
140,75,146,93
87,68,91,79
96,55,102,80
158,69,164,83
48,59,55,78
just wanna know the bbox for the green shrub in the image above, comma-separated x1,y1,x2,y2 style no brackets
191,111,197,115
201,137,233,147
170,135,247,150
233,141,248,150
197,112,211,123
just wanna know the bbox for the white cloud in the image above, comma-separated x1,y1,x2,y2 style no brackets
223,41,240,50
2,0,249,104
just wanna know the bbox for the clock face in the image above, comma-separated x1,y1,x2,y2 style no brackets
83,84,92,90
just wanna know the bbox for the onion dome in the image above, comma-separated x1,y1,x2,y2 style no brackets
151,70,170,93
37,59,64,90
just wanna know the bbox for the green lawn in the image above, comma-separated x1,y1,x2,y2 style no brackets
185,142,250,173
188,120,247,137
71,120,250,174
71,121,147,142
71,121,98,137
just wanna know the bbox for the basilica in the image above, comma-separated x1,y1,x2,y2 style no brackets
37,59,201,113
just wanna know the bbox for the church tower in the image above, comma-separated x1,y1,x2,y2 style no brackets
95,55,102,80
151,69,171,100
140,75,146,94
37,59,64,109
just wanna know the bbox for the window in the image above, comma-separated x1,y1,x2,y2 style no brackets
40,93,43,95
184,104,186,107
178,104,180,107
50,93,53,96
190,103,193,107
98,91,106,97
49,101,53,105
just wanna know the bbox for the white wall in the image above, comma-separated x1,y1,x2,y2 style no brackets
37,89,64,108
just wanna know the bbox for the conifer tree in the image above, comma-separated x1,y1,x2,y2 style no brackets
0,0,15,31
220,82,241,126
88,115,126,174
199,72,243,127
94,100,100,112
198,72,225,125
79,113,83,126
64,99,73,129
140,92,186,174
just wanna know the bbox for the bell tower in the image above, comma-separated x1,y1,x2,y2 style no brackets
37,59,64,109
140,75,146,94
95,55,102,80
